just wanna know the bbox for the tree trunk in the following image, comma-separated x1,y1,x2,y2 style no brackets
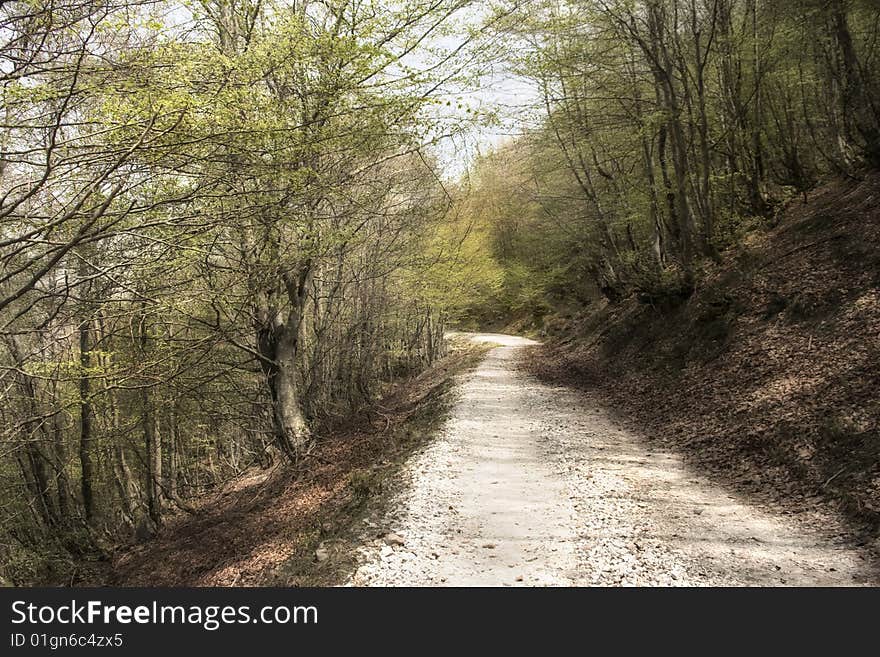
142,389,161,525
167,401,180,500
52,407,71,523
78,316,95,521
632,53,666,268
6,335,58,529
258,322,309,460
139,303,161,525
647,0,696,274
255,263,312,462
749,0,768,214
828,0,879,164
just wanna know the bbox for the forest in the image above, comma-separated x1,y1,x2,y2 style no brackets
1,0,878,586
450,0,880,324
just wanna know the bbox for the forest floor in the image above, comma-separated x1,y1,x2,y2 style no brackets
345,334,877,586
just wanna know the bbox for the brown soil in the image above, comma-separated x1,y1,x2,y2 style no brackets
524,173,880,545
93,342,488,586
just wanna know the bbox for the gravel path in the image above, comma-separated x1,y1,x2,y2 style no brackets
346,334,878,586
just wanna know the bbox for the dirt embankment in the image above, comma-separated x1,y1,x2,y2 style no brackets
525,173,880,541
92,342,488,587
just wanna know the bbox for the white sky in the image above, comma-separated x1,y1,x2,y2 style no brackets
439,68,542,179
418,2,543,180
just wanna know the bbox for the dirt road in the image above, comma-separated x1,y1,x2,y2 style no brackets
347,334,877,586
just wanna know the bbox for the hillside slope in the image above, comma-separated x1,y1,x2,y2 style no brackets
526,173,880,539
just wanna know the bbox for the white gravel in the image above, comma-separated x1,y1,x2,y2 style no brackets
346,334,878,586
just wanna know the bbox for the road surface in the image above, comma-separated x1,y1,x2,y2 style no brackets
347,334,877,586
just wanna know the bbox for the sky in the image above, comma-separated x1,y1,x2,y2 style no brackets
422,2,544,180
438,67,542,179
